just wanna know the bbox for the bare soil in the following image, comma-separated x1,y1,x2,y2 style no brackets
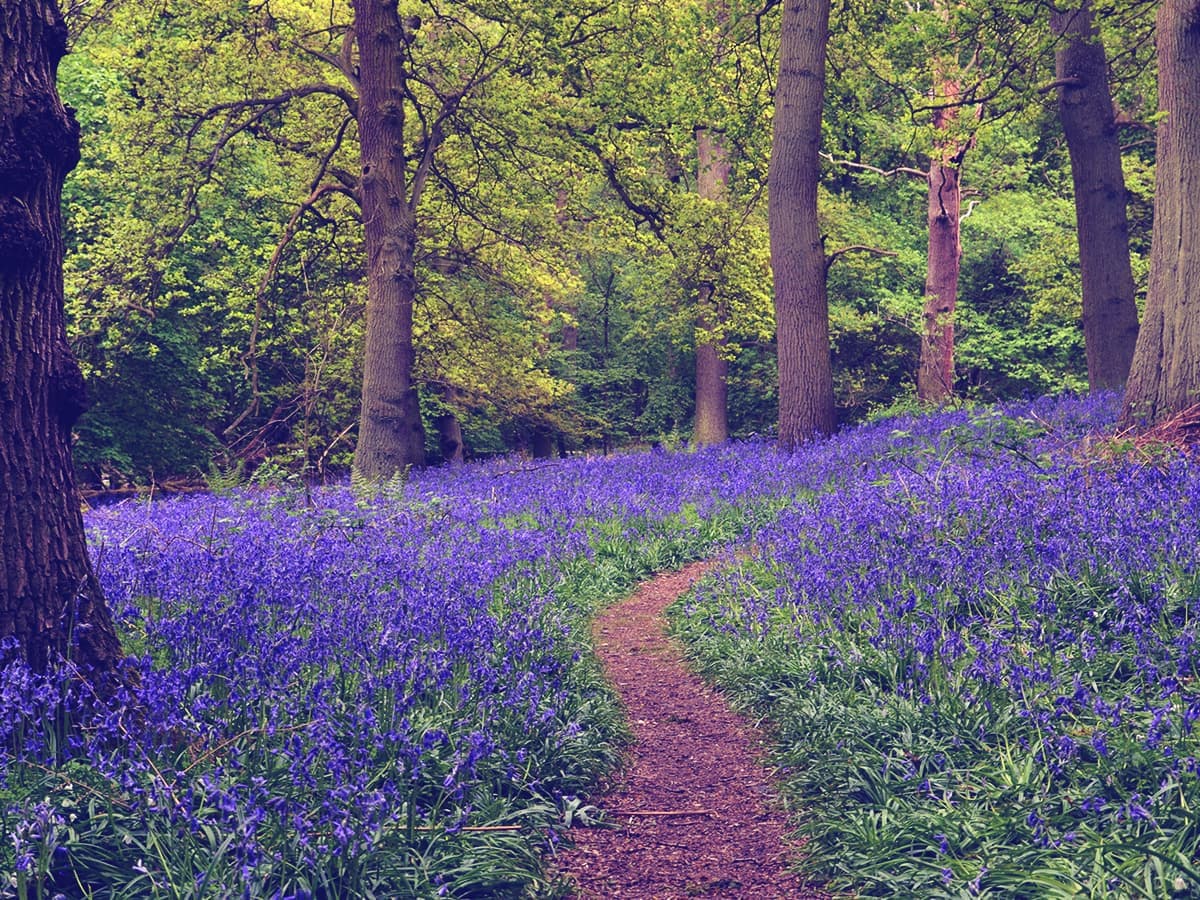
553,562,828,899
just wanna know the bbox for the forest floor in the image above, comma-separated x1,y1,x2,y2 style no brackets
551,562,828,899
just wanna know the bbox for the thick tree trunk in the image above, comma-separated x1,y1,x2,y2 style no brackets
769,0,835,449
0,0,123,679
351,0,427,480
1122,0,1200,426
1054,0,1140,391
917,53,963,404
693,127,730,446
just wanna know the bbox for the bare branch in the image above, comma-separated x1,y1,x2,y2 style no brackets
825,244,900,274
821,152,927,180
1039,76,1086,94
189,83,358,137
294,26,359,90
228,181,359,438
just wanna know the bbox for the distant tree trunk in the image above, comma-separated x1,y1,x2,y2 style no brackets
530,427,556,459
0,0,123,679
1053,0,1140,391
770,0,835,448
351,0,427,479
693,126,730,446
917,51,963,404
556,187,579,351
1121,0,1200,426
433,388,464,464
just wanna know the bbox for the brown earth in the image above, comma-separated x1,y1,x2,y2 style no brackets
552,562,829,899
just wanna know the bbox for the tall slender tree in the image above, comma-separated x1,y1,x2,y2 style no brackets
351,0,427,478
917,3,967,404
770,0,836,447
0,0,123,678
1052,0,1140,391
1121,0,1200,426
693,125,731,445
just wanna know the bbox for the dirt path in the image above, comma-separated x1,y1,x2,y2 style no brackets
554,562,827,899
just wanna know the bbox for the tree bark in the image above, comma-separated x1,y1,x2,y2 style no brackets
1053,0,1140,391
1122,0,1200,426
917,47,963,404
693,127,730,446
0,0,123,678
351,0,427,480
433,387,464,464
769,0,835,449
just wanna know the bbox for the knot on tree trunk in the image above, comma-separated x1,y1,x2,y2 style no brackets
0,197,47,269
1,98,82,186
50,350,89,429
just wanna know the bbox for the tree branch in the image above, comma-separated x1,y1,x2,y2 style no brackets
1038,76,1086,93
825,244,899,273
820,152,927,180
228,181,358,438
189,83,358,137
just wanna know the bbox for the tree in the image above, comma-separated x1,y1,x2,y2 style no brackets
692,0,732,446
1121,0,1200,426
351,0,427,478
0,0,123,678
917,22,967,404
1052,0,1140,391
770,0,836,447
692,126,732,445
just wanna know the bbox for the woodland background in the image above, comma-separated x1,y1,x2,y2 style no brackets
56,0,1158,487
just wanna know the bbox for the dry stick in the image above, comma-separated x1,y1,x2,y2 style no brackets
609,809,715,818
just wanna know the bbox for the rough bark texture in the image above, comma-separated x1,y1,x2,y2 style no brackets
351,0,427,480
1054,0,1140,391
1121,0,1200,426
693,127,730,446
917,53,963,404
769,0,835,449
0,0,123,678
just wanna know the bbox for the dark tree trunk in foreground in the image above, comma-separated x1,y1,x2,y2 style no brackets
1121,0,1200,426
1054,0,1140,391
0,0,123,678
769,0,835,449
351,0,427,479
917,52,963,404
693,127,730,446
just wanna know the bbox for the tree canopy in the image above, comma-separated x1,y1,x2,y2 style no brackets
50,0,1163,485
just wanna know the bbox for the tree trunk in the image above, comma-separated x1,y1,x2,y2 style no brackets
0,0,123,679
530,427,556,459
556,187,579,351
1054,0,1140,391
1121,0,1200,426
433,388,464,464
693,127,730,446
917,50,963,404
769,0,835,449
351,0,427,480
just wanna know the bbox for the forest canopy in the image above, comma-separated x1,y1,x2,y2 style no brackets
55,0,1159,485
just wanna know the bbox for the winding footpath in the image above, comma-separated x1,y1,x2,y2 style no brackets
554,562,827,898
